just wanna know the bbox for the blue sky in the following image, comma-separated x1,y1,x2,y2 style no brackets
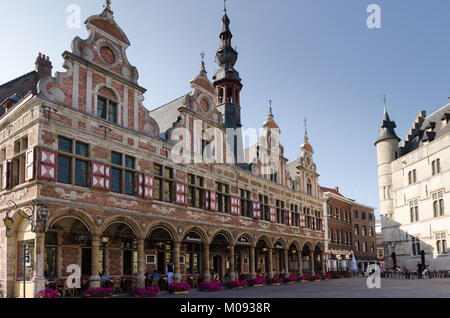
2,0,450,217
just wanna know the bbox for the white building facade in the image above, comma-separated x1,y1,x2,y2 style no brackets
376,103,450,270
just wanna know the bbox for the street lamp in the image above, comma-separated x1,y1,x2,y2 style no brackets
2,200,49,233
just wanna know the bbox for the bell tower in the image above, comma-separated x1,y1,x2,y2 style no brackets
213,2,243,130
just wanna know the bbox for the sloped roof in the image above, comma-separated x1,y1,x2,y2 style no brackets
149,96,186,138
320,186,345,198
402,103,450,155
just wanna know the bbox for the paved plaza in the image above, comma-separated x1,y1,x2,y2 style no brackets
154,278,450,298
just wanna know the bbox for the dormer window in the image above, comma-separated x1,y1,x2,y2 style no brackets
97,96,118,124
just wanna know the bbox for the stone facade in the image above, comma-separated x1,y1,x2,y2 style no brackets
376,105,450,270
0,5,327,298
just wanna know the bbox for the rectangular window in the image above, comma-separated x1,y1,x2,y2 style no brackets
154,164,173,203
433,192,444,217
111,152,122,166
57,156,71,184
75,160,88,186
241,189,252,218
58,137,72,154
108,102,118,123
436,232,447,255
408,170,417,185
409,199,419,223
111,168,121,193
432,159,441,176
411,236,420,256
97,97,107,120
354,224,359,236
216,182,230,213
259,195,270,221
75,142,88,157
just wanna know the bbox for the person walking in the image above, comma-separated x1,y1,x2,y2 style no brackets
167,262,174,285
417,262,423,279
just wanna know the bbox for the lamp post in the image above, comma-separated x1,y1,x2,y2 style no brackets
2,200,49,298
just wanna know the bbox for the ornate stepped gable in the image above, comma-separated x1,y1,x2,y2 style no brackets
36,4,160,139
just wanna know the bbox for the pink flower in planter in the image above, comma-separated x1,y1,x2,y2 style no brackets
168,283,191,292
38,288,61,299
199,281,223,292
284,276,298,283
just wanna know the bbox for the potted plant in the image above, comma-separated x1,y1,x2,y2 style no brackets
284,276,298,284
81,287,113,298
199,281,223,292
313,275,323,282
131,286,160,297
248,277,266,287
168,283,191,295
300,274,312,282
269,277,283,286
37,288,61,299
227,280,247,290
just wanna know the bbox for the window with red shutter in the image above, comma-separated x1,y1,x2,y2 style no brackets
38,149,57,181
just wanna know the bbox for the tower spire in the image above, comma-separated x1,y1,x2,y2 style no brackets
199,51,207,77
101,0,114,20
375,95,400,145
268,100,274,121
304,118,309,142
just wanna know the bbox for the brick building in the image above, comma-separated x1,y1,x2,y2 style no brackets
0,3,327,298
351,202,378,271
322,187,379,272
321,187,353,271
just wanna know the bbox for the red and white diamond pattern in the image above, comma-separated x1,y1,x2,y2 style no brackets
252,202,261,219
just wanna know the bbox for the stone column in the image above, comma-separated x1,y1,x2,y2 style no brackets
249,246,256,278
89,235,101,288
173,241,182,283
203,243,211,282
229,245,236,281
268,247,274,279
310,250,315,276
284,249,290,276
320,254,326,275
5,233,17,298
298,253,303,276
136,239,146,288
56,232,63,278
33,232,46,297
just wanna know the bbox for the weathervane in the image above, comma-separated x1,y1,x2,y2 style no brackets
224,0,227,12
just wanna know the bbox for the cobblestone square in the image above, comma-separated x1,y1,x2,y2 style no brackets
156,278,450,298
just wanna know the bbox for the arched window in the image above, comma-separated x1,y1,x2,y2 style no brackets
218,87,224,103
227,87,233,103
97,87,118,124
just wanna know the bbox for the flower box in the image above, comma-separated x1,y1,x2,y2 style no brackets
199,281,223,292
81,288,113,298
131,286,160,297
248,277,266,287
284,276,298,284
38,288,61,299
227,280,248,289
172,290,190,295
168,283,191,295
269,277,283,286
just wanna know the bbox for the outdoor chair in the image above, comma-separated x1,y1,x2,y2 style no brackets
62,279,75,297
113,279,122,294
152,277,160,287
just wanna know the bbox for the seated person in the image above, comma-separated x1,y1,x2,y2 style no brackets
100,271,114,288
151,270,160,280
47,270,57,282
